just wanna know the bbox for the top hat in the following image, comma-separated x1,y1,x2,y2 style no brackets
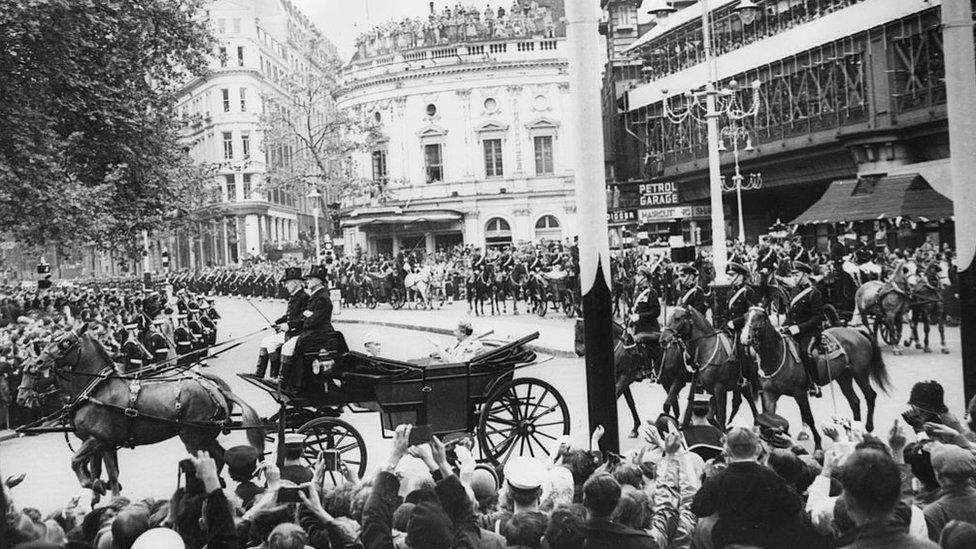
305,265,328,281
283,266,303,282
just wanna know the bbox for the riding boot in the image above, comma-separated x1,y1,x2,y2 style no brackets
278,354,294,394
255,350,269,377
268,350,281,379
803,354,822,398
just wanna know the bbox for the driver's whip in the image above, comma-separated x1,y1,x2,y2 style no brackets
242,295,277,329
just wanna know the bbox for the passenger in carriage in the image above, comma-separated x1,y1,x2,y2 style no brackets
431,320,483,363
363,331,382,357
256,267,306,379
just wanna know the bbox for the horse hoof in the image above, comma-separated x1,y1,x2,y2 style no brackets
91,479,107,496
893,349,903,356
628,430,639,439
942,348,951,354
924,347,932,353
915,344,923,350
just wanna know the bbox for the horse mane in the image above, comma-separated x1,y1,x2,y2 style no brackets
84,334,117,369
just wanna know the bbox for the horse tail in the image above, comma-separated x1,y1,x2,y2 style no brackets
863,329,891,395
198,372,266,454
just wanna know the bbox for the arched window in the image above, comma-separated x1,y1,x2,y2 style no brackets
534,215,561,241
485,217,512,248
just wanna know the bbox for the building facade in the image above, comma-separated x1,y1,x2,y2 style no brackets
335,1,578,256
157,0,335,270
605,0,956,251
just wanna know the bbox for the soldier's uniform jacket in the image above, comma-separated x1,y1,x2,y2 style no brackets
121,335,151,371
498,253,513,272
830,240,850,263
678,283,708,316
632,287,661,334
470,253,485,271
527,256,543,273
854,242,874,263
146,327,172,364
275,289,310,338
791,246,812,265
199,314,217,346
727,284,759,330
785,284,825,339
186,315,206,350
757,247,778,274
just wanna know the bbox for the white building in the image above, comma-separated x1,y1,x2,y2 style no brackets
335,1,578,256
161,0,334,268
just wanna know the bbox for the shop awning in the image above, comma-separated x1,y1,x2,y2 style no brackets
341,209,463,228
790,173,954,225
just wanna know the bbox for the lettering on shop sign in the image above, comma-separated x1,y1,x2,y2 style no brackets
638,181,679,207
638,205,712,222
607,210,637,223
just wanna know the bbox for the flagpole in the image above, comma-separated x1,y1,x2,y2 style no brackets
565,0,619,453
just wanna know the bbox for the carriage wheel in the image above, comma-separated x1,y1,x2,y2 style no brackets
366,292,378,310
477,378,570,465
390,289,405,310
562,291,576,318
296,417,368,484
874,317,897,346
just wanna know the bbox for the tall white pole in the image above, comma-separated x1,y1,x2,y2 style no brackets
313,207,322,261
142,230,151,274
566,0,619,452
734,144,745,243
942,0,976,400
700,0,730,284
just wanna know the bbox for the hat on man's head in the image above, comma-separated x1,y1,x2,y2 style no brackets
930,444,976,478
283,266,303,282
677,264,698,276
470,464,499,502
305,265,328,281
363,331,380,345
282,432,305,447
504,456,546,491
909,380,948,414
225,445,260,476
791,261,813,274
406,502,452,549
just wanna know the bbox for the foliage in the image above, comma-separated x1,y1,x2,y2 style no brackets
0,0,216,256
260,44,381,204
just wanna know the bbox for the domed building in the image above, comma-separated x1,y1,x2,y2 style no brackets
336,1,578,255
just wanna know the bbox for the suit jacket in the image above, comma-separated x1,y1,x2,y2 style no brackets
583,517,656,549
302,287,334,333
274,289,309,337
786,285,824,337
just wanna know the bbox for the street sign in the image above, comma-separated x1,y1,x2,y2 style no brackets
638,204,712,222
607,210,637,223
638,181,679,207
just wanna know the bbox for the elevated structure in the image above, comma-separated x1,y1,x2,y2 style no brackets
606,0,957,250
336,1,578,255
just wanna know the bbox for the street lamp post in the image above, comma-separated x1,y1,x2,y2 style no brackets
719,120,762,243
308,188,322,262
653,0,761,285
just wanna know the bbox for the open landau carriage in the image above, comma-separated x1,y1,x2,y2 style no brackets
240,331,569,481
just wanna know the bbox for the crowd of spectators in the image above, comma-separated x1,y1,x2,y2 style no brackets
637,0,868,82
6,378,976,549
353,1,562,61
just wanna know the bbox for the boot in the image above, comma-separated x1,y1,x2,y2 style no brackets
255,350,269,377
268,350,281,378
803,356,822,398
278,354,294,394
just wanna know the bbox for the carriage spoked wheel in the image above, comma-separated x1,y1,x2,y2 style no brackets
534,294,548,317
365,290,378,310
477,378,570,465
390,288,406,310
874,317,898,346
296,417,368,484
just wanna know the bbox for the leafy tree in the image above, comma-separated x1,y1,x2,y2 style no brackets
0,0,216,255
260,43,381,210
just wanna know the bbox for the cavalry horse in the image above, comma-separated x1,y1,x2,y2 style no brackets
664,306,761,429
907,260,952,354
466,266,495,316
741,306,890,450
17,324,264,497
404,266,432,309
492,267,517,315
854,259,914,354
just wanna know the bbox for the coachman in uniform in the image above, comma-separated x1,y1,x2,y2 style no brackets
781,261,825,397
280,265,335,396
257,267,307,379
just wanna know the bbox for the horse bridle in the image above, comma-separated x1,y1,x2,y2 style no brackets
742,306,789,379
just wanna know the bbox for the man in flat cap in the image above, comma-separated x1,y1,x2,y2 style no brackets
923,444,976,540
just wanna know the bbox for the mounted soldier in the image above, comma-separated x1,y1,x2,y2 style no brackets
725,262,759,334
781,261,825,397
676,264,707,316
628,262,663,378
256,267,307,379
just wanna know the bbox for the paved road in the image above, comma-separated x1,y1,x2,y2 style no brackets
0,296,964,512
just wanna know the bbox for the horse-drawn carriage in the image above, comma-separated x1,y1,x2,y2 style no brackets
15,325,569,493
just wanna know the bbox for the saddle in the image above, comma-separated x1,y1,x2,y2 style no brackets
783,332,847,382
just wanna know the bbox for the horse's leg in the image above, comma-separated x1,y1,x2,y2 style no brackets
728,385,742,424
663,377,684,418
70,437,102,490
795,392,822,450
713,384,728,430
621,387,640,438
101,446,122,496
922,312,932,353
852,368,878,433
908,309,921,349
835,373,861,423
939,306,949,354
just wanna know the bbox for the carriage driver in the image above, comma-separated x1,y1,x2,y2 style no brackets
279,265,334,396
255,267,307,379
781,261,825,398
